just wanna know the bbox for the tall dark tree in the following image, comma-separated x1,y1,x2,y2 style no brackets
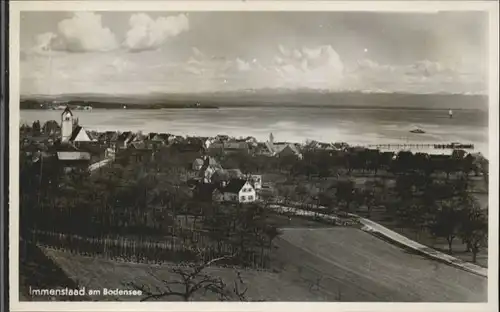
392,151,414,174
459,206,488,263
32,120,41,135
413,153,431,176
429,200,461,254
359,182,377,218
336,179,355,212
461,154,476,178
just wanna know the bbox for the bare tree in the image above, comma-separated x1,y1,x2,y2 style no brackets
128,251,248,301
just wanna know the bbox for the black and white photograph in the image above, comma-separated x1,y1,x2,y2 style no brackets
9,0,499,310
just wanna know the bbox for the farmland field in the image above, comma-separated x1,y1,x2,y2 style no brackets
40,226,487,302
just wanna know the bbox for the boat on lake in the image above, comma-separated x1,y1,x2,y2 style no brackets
410,128,425,134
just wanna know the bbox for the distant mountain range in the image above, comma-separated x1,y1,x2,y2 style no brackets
20,90,489,111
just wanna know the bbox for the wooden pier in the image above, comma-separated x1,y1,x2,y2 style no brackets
366,143,475,150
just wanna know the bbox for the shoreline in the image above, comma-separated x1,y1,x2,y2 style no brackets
20,106,487,111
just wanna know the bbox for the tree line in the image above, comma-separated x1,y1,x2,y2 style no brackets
214,145,485,182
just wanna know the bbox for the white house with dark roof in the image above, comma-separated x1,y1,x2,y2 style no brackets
213,179,256,203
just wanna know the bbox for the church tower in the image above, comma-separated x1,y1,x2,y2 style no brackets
61,106,74,143
269,132,274,144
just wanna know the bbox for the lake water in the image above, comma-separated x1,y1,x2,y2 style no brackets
20,107,489,157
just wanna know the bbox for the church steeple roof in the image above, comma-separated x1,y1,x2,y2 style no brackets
62,105,73,116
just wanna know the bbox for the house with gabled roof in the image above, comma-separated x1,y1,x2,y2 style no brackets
116,131,136,149
213,179,256,203
55,143,92,173
273,142,303,159
69,126,97,145
317,142,336,150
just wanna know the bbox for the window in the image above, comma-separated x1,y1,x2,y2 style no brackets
240,196,246,201
248,196,254,201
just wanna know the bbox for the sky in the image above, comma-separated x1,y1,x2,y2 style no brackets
20,11,488,95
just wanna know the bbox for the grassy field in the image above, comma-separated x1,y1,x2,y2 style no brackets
42,247,327,301
40,225,487,302
273,227,487,302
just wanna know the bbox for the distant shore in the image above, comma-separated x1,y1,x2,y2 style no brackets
20,100,219,110
20,91,488,111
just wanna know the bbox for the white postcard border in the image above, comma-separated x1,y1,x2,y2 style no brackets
9,1,499,312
